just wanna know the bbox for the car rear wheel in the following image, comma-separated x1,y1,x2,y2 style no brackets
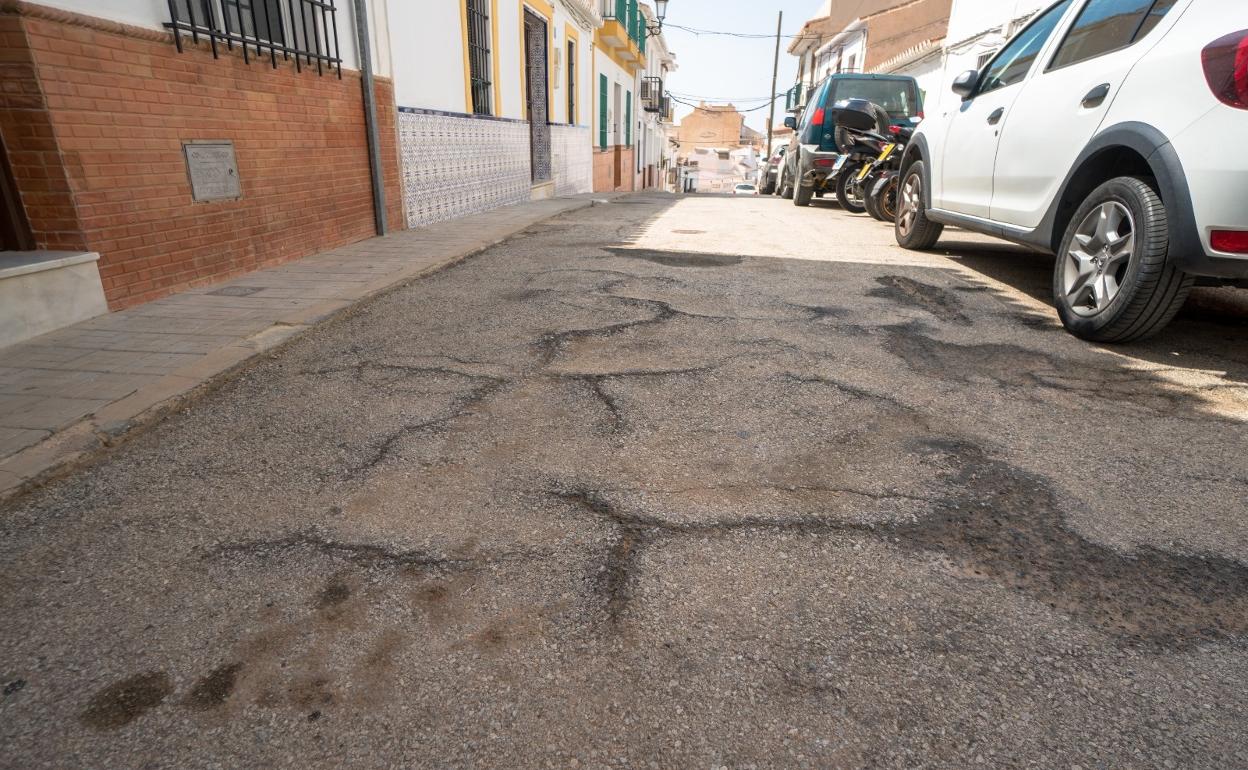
1053,176,1194,343
894,161,943,250
780,170,794,200
836,163,868,214
794,181,814,207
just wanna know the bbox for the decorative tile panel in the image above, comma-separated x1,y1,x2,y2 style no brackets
397,109,531,228
551,124,592,196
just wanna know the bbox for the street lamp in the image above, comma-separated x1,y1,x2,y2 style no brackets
646,0,668,37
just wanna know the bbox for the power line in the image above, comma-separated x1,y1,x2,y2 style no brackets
664,22,825,42
669,94,785,114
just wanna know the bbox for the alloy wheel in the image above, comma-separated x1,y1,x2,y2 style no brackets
898,174,922,237
1062,201,1135,318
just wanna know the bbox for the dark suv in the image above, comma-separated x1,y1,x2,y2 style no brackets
780,73,923,207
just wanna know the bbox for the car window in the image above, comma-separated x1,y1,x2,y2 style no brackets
799,80,831,130
1134,0,1179,39
1050,0,1179,69
830,78,921,119
979,0,1074,95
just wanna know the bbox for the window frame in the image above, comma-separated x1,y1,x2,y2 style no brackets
465,0,493,116
973,0,1075,97
566,39,576,125
1044,0,1181,74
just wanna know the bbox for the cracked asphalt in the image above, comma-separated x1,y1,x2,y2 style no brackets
3,193,1248,769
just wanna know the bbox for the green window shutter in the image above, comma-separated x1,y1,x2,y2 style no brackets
599,75,609,149
625,91,632,146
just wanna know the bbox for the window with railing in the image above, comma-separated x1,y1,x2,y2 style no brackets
641,76,663,112
465,0,493,114
165,0,342,77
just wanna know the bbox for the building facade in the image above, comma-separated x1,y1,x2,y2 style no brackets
393,0,600,225
632,3,676,191
784,0,952,113
592,0,646,192
0,0,403,319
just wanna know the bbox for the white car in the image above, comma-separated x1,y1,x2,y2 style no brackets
732,183,759,196
895,0,1248,342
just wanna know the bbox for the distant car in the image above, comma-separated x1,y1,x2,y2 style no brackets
779,73,923,208
733,183,759,196
758,146,786,195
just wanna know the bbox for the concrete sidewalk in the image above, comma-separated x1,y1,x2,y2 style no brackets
0,194,604,498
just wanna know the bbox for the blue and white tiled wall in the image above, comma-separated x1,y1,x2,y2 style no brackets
398,109,531,228
397,109,596,228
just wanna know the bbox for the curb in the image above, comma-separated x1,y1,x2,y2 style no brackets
0,197,599,505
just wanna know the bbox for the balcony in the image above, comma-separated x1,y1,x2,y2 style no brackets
785,83,805,113
641,77,663,112
597,0,645,68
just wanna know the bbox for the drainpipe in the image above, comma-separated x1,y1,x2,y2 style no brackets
354,0,387,235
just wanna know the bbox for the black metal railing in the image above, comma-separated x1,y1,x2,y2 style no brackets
165,0,342,77
641,76,662,112
465,0,493,114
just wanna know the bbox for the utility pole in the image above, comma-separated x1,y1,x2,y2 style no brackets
766,10,783,161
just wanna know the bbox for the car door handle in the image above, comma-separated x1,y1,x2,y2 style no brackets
1082,83,1111,108
987,107,1005,125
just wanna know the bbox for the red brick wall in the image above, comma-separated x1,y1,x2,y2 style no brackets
0,3,404,309
0,7,87,251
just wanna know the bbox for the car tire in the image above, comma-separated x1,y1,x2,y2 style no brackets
794,182,813,207
780,170,794,200
836,163,868,214
894,161,943,250
1052,176,1194,343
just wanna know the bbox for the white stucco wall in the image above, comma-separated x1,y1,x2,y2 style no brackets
39,0,383,74
388,0,467,111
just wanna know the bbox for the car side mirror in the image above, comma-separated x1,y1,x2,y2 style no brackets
951,69,979,99
783,116,797,129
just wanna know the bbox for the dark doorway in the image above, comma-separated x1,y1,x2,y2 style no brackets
0,133,34,251
522,10,550,184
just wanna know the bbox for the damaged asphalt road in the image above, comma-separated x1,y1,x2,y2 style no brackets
2,194,1248,768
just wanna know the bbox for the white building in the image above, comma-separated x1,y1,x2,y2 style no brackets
877,0,1048,117
393,0,601,225
634,3,677,191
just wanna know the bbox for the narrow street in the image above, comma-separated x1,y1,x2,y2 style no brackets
3,194,1248,768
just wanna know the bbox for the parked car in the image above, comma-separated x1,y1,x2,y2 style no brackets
779,73,923,207
758,146,786,195
895,0,1248,342
732,183,759,196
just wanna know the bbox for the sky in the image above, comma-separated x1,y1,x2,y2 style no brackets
659,0,825,135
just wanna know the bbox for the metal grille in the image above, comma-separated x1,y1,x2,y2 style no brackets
165,0,342,77
641,76,662,112
466,0,493,115
523,11,551,183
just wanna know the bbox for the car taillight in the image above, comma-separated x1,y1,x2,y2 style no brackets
1212,230,1248,253
1202,30,1248,109
810,107,826,126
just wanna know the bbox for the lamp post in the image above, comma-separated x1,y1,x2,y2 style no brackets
646,0,668,37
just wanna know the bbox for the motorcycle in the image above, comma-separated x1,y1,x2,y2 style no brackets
861,124,914,223
827,99,915,221
827,99,892,215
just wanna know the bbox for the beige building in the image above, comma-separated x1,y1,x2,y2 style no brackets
673,103,758,160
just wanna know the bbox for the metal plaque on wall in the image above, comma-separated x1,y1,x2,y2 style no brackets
183,141,241,201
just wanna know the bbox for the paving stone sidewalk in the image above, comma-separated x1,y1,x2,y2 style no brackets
0,195,604,498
